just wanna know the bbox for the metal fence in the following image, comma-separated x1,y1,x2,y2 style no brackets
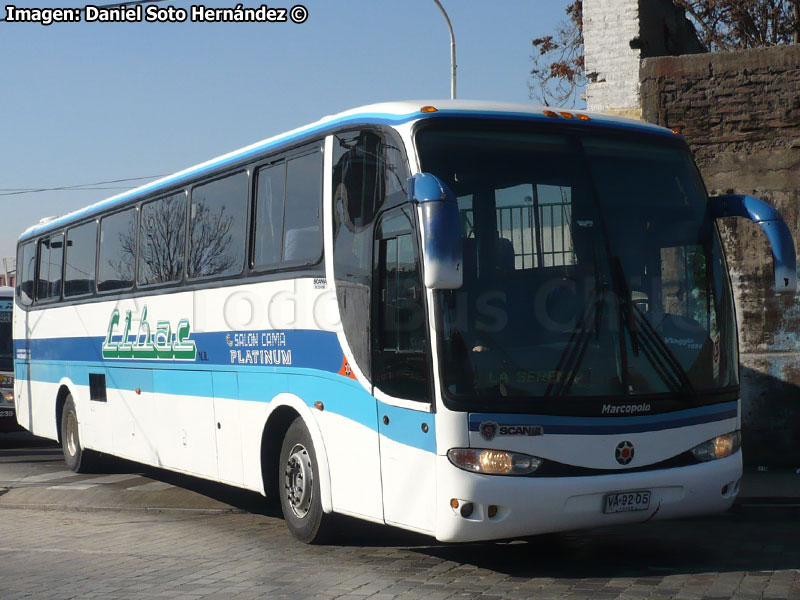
460,201,575,269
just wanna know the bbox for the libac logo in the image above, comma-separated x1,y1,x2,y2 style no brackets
102,306,197,361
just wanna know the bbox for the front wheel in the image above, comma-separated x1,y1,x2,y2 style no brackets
61,395,97,473
278,417,331,543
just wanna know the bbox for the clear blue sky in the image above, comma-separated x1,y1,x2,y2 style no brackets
1,0,578,264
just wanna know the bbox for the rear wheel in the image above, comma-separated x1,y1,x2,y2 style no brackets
279,417,331,543
61,395,96,473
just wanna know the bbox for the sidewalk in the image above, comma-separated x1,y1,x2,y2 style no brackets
736,467,800,506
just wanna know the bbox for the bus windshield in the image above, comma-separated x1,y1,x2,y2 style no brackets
416,125,738,407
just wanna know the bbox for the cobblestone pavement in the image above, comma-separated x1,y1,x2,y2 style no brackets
0,506,798,599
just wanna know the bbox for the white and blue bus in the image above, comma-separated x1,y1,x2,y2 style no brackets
13,101,796,543
0,287,16,430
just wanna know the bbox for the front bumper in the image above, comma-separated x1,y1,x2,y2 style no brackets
434,452,742,542
0,385,18,431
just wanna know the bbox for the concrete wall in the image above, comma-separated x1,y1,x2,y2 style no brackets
641,46,800,465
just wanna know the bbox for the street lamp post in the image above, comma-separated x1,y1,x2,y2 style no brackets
432,0,457,99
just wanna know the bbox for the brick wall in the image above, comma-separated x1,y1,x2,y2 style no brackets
584,0,643,115
641,45,800,465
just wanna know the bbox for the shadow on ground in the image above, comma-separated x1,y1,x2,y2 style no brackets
0,431,59,452
405,511,800,579
4,430,799,580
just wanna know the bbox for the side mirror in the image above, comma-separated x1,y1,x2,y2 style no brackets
708,194,797,293
408,173,463,289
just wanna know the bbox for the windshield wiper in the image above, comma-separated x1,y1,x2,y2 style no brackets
631,302,697,400
545,281,608,398
611,256,697,400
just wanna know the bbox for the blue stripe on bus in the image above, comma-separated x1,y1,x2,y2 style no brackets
20,109,674,241
15,329,344,373
15,355,428,453
468,402,738,436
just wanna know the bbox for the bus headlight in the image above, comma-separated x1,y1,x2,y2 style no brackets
3,392,12,403
447,448,542,475
691,431,741,462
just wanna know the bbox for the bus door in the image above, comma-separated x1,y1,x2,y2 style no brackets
373,206,437,533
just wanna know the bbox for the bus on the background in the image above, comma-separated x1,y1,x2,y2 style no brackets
12,101,796,543
0,286,16,430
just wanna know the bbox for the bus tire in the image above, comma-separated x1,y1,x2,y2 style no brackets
60,395,96,473
278,417,330,544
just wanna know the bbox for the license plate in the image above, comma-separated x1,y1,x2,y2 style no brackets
603,490,651,514
0,410,13,418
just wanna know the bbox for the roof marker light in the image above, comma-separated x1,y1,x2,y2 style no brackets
421,105,438,113
559,112,575,119
671,128,682,135
577,114,591,121
544,110,559,118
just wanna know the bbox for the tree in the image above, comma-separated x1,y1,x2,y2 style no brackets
187,202,237,278
530,0,800,107
530,1,585,107
138,195,186,284
675,0,800,50
110,196,237,287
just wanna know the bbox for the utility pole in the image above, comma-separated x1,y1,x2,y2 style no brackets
432,0,457,99
2,257,13,288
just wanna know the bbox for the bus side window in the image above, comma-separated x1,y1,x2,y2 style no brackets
252,146,322,270
98,208,137,292
188,172,248,280
283,151,323,264
253,162,287,269
139,192,186,286
65,221,97,297
372,208,431,402
332,130,411,381
17,241,36,306
37,233,64,301
333,130,387,379
333,131,397,278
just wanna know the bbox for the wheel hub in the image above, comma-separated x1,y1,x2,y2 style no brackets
284,444,313,518
65,411,78,458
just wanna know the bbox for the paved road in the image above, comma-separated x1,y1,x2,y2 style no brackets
0,431,264,514
1,432,799,600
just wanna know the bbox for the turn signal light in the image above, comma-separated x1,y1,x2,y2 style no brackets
421,105,438,113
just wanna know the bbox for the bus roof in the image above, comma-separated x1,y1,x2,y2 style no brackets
19,100,675,242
